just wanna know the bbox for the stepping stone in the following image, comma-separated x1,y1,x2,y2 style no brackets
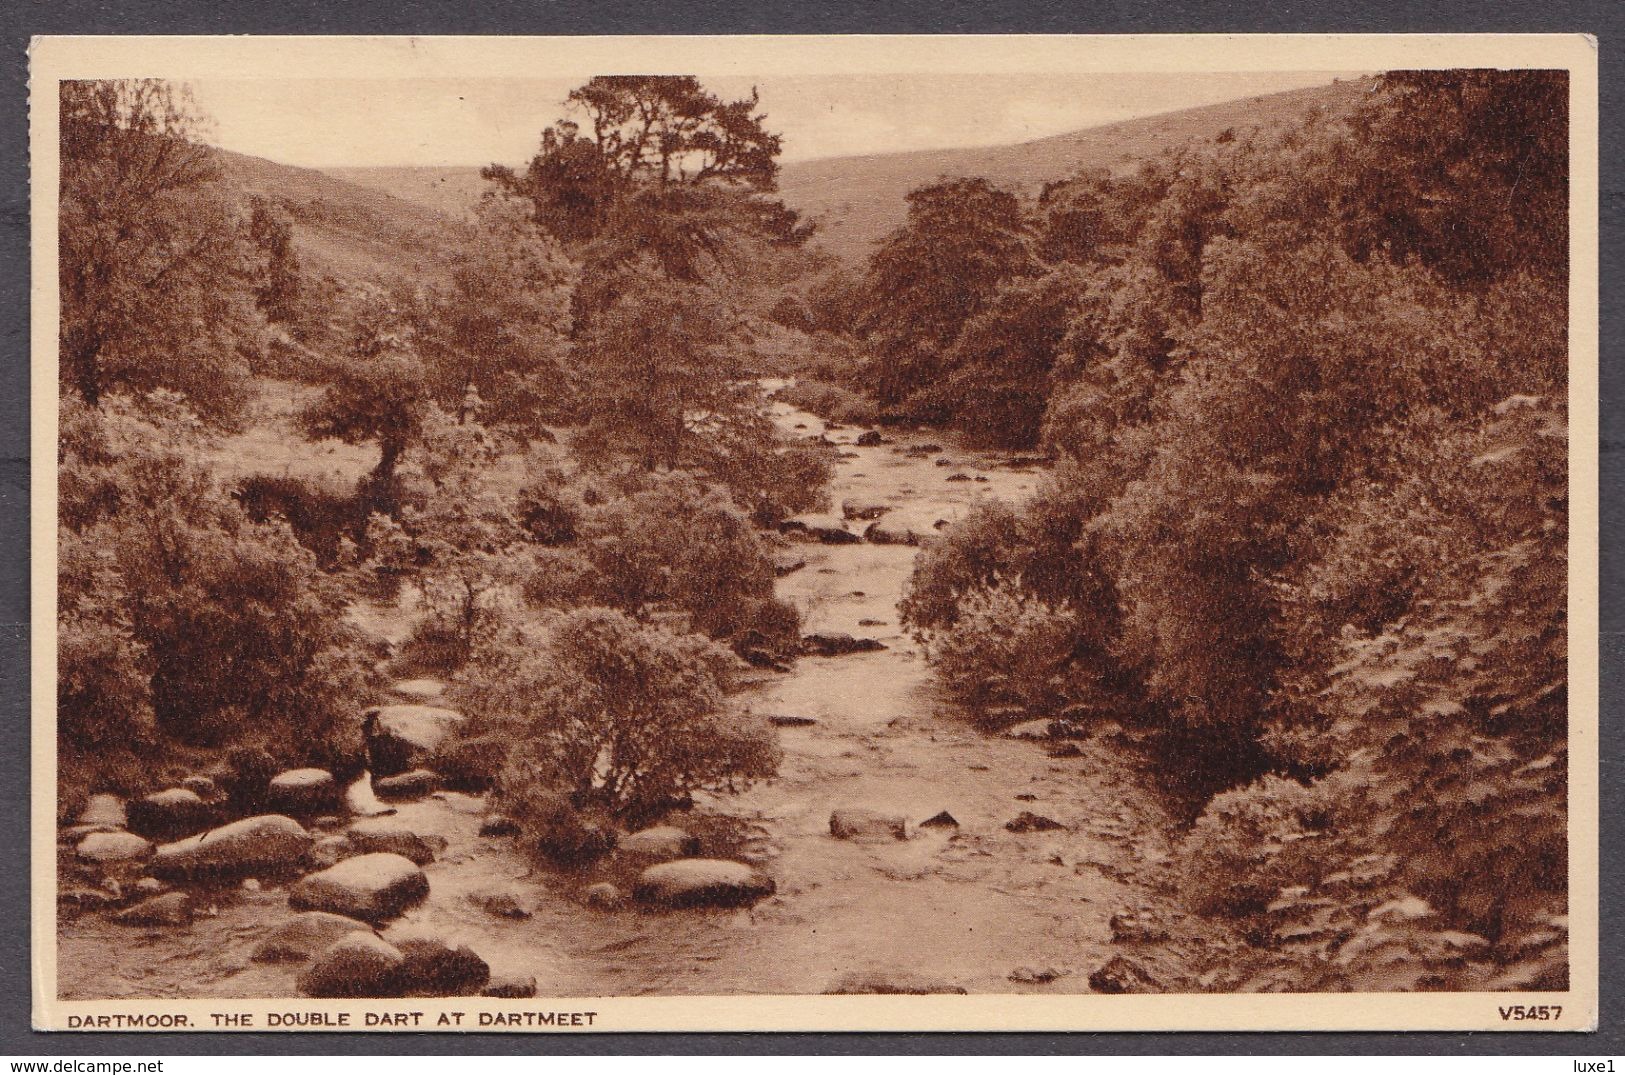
289,853,429,922
633,859,775,909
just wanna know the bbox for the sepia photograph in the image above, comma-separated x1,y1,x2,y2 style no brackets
30,34,1598,1032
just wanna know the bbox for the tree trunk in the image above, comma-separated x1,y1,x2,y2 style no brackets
373,435,403,485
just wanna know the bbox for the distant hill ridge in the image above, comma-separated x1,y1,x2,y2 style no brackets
322,77,1372,263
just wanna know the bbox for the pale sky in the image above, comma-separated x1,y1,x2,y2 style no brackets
189,72,1356,169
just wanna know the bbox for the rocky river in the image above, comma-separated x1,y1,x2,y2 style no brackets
56,395,1183,999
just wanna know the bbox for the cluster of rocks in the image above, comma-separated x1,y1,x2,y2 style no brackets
802,633,887,657
62,687,800,997
826,807,963,842
612,830,772,912
249,912,528,999
65,791,520,999
58,694,518,1000
778,510,953,550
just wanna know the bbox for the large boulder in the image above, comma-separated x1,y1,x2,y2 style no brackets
126,788,213,839
297,933,406,998
76,830,153,865
1005,812,1067,834
309,835,356,870
391,678,446,702
619,825,701,861
863,518,922,546
467,886,535,920
854,430,886,447
345,819,443,866
478,815,521,838
58,886,120,919
77,793,127,829
430,735,508,792
767,714,817,728
393,938,490,997
372,769,441,801
289,853,429,922
150,815,313,879
180,775,225,804
113,892,192,927
362,705,465,776
583,882,625,910
829,809,907,842
251,911,375,964
266,769,341,815
633,859,775,909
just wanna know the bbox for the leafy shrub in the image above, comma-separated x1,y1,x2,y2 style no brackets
521,546,604,609
58,527,151,752
496,787,618,866
901,501,1026,636
514,463,583,545
929,586,1082,717
773,379,877,426
58,395,372,793
1180,774,1330,917
235,473,369,567
369,408,528,668
526,472,803,660
433,734,512,793
470,607,779,825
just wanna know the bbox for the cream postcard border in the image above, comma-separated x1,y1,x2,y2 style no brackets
28,33,1601,1033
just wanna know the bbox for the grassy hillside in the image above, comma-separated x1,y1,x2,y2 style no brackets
326,164,488,222
215,148,472,286
325,78,1371,263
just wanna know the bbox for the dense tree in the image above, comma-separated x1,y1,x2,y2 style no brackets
857,178,1037,410
1337,70,1568,285
484,76,803,256
901,70,1570,984
300,292,430,493
470,607,780,824
248,196,303,327
570,264,743,471
927,268,1081,447
414,195,576,429
59,394,368,754
483,77,825,522
59,80,258,424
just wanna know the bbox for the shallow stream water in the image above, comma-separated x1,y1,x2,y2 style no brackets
58,396,1177,999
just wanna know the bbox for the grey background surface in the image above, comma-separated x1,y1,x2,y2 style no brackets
1,0,1617,1055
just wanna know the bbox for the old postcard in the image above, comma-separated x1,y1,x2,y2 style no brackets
30,34,1598,1032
